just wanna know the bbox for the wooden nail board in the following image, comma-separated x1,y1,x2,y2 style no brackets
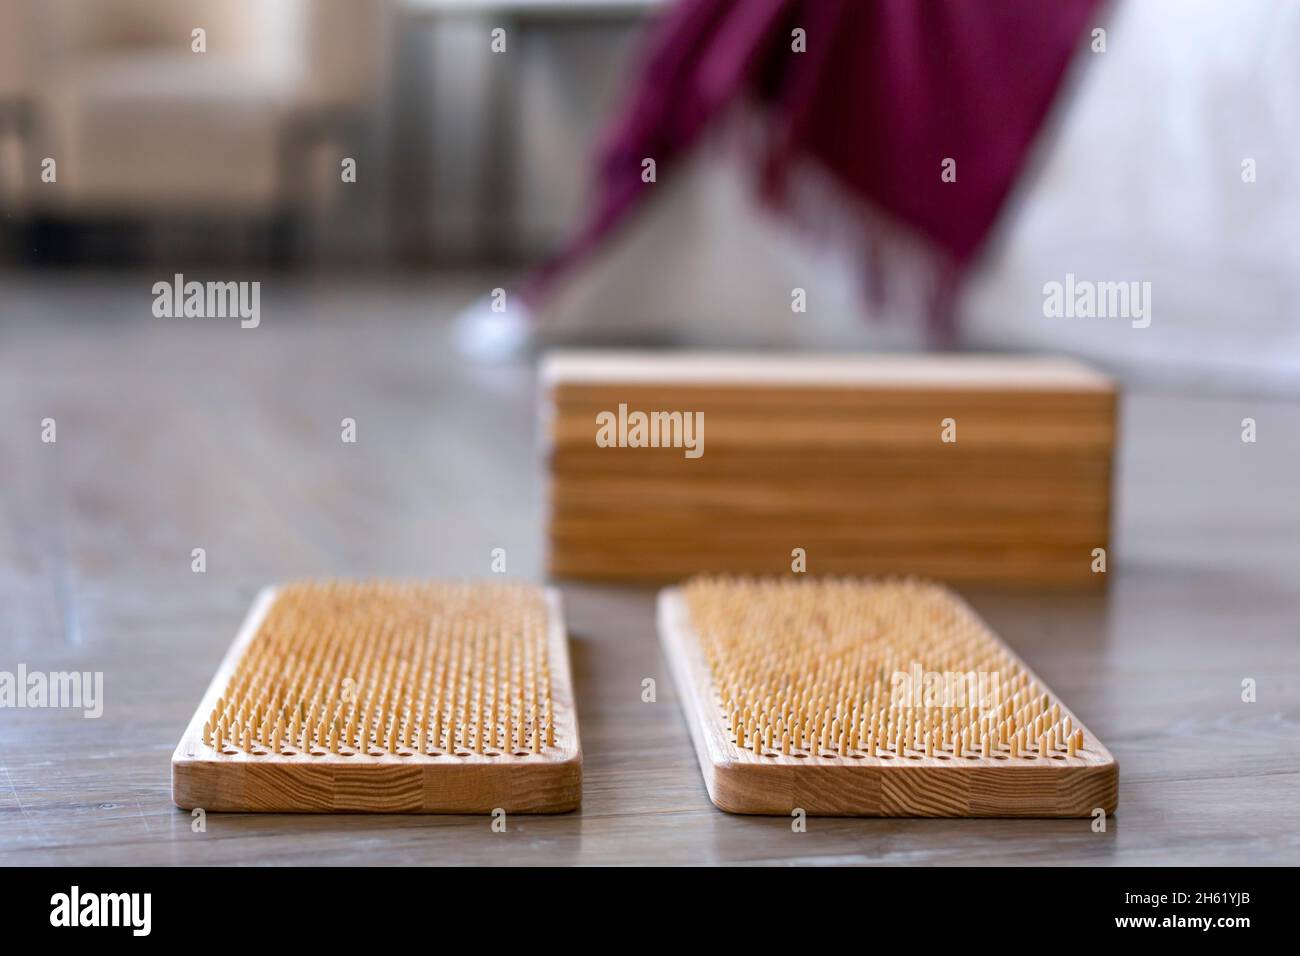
658,577,1118,816
172,580,582,813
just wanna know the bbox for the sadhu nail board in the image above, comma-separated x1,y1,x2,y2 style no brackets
543,350,1117,588
172,580,581,813
658,576,1118,816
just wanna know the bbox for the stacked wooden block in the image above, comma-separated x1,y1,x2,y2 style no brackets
542,351,1117,588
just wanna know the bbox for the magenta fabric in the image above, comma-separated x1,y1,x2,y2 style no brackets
524,0,1102,333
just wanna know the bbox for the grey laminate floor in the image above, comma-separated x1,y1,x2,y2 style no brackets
1,271,1297,864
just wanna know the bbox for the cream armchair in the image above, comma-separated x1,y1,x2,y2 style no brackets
0,0,36,208
13,0,389,218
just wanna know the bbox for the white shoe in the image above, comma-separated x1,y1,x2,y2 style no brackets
452,292,535,363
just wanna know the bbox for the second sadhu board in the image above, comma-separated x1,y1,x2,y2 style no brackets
659,576,1118,816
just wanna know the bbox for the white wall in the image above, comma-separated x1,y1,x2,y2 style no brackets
964,0,1300,393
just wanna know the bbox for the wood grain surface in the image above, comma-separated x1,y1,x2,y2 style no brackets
544,350,1116,587
1,274,1297,864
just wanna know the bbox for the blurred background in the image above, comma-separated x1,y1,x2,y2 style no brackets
0,0,1297,390
4,1,1300,867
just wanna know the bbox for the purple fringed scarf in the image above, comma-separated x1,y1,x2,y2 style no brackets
523,0,1102,337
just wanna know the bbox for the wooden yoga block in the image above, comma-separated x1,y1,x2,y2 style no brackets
543,350,1118,588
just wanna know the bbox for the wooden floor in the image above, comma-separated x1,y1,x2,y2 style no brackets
1,272,1298,865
